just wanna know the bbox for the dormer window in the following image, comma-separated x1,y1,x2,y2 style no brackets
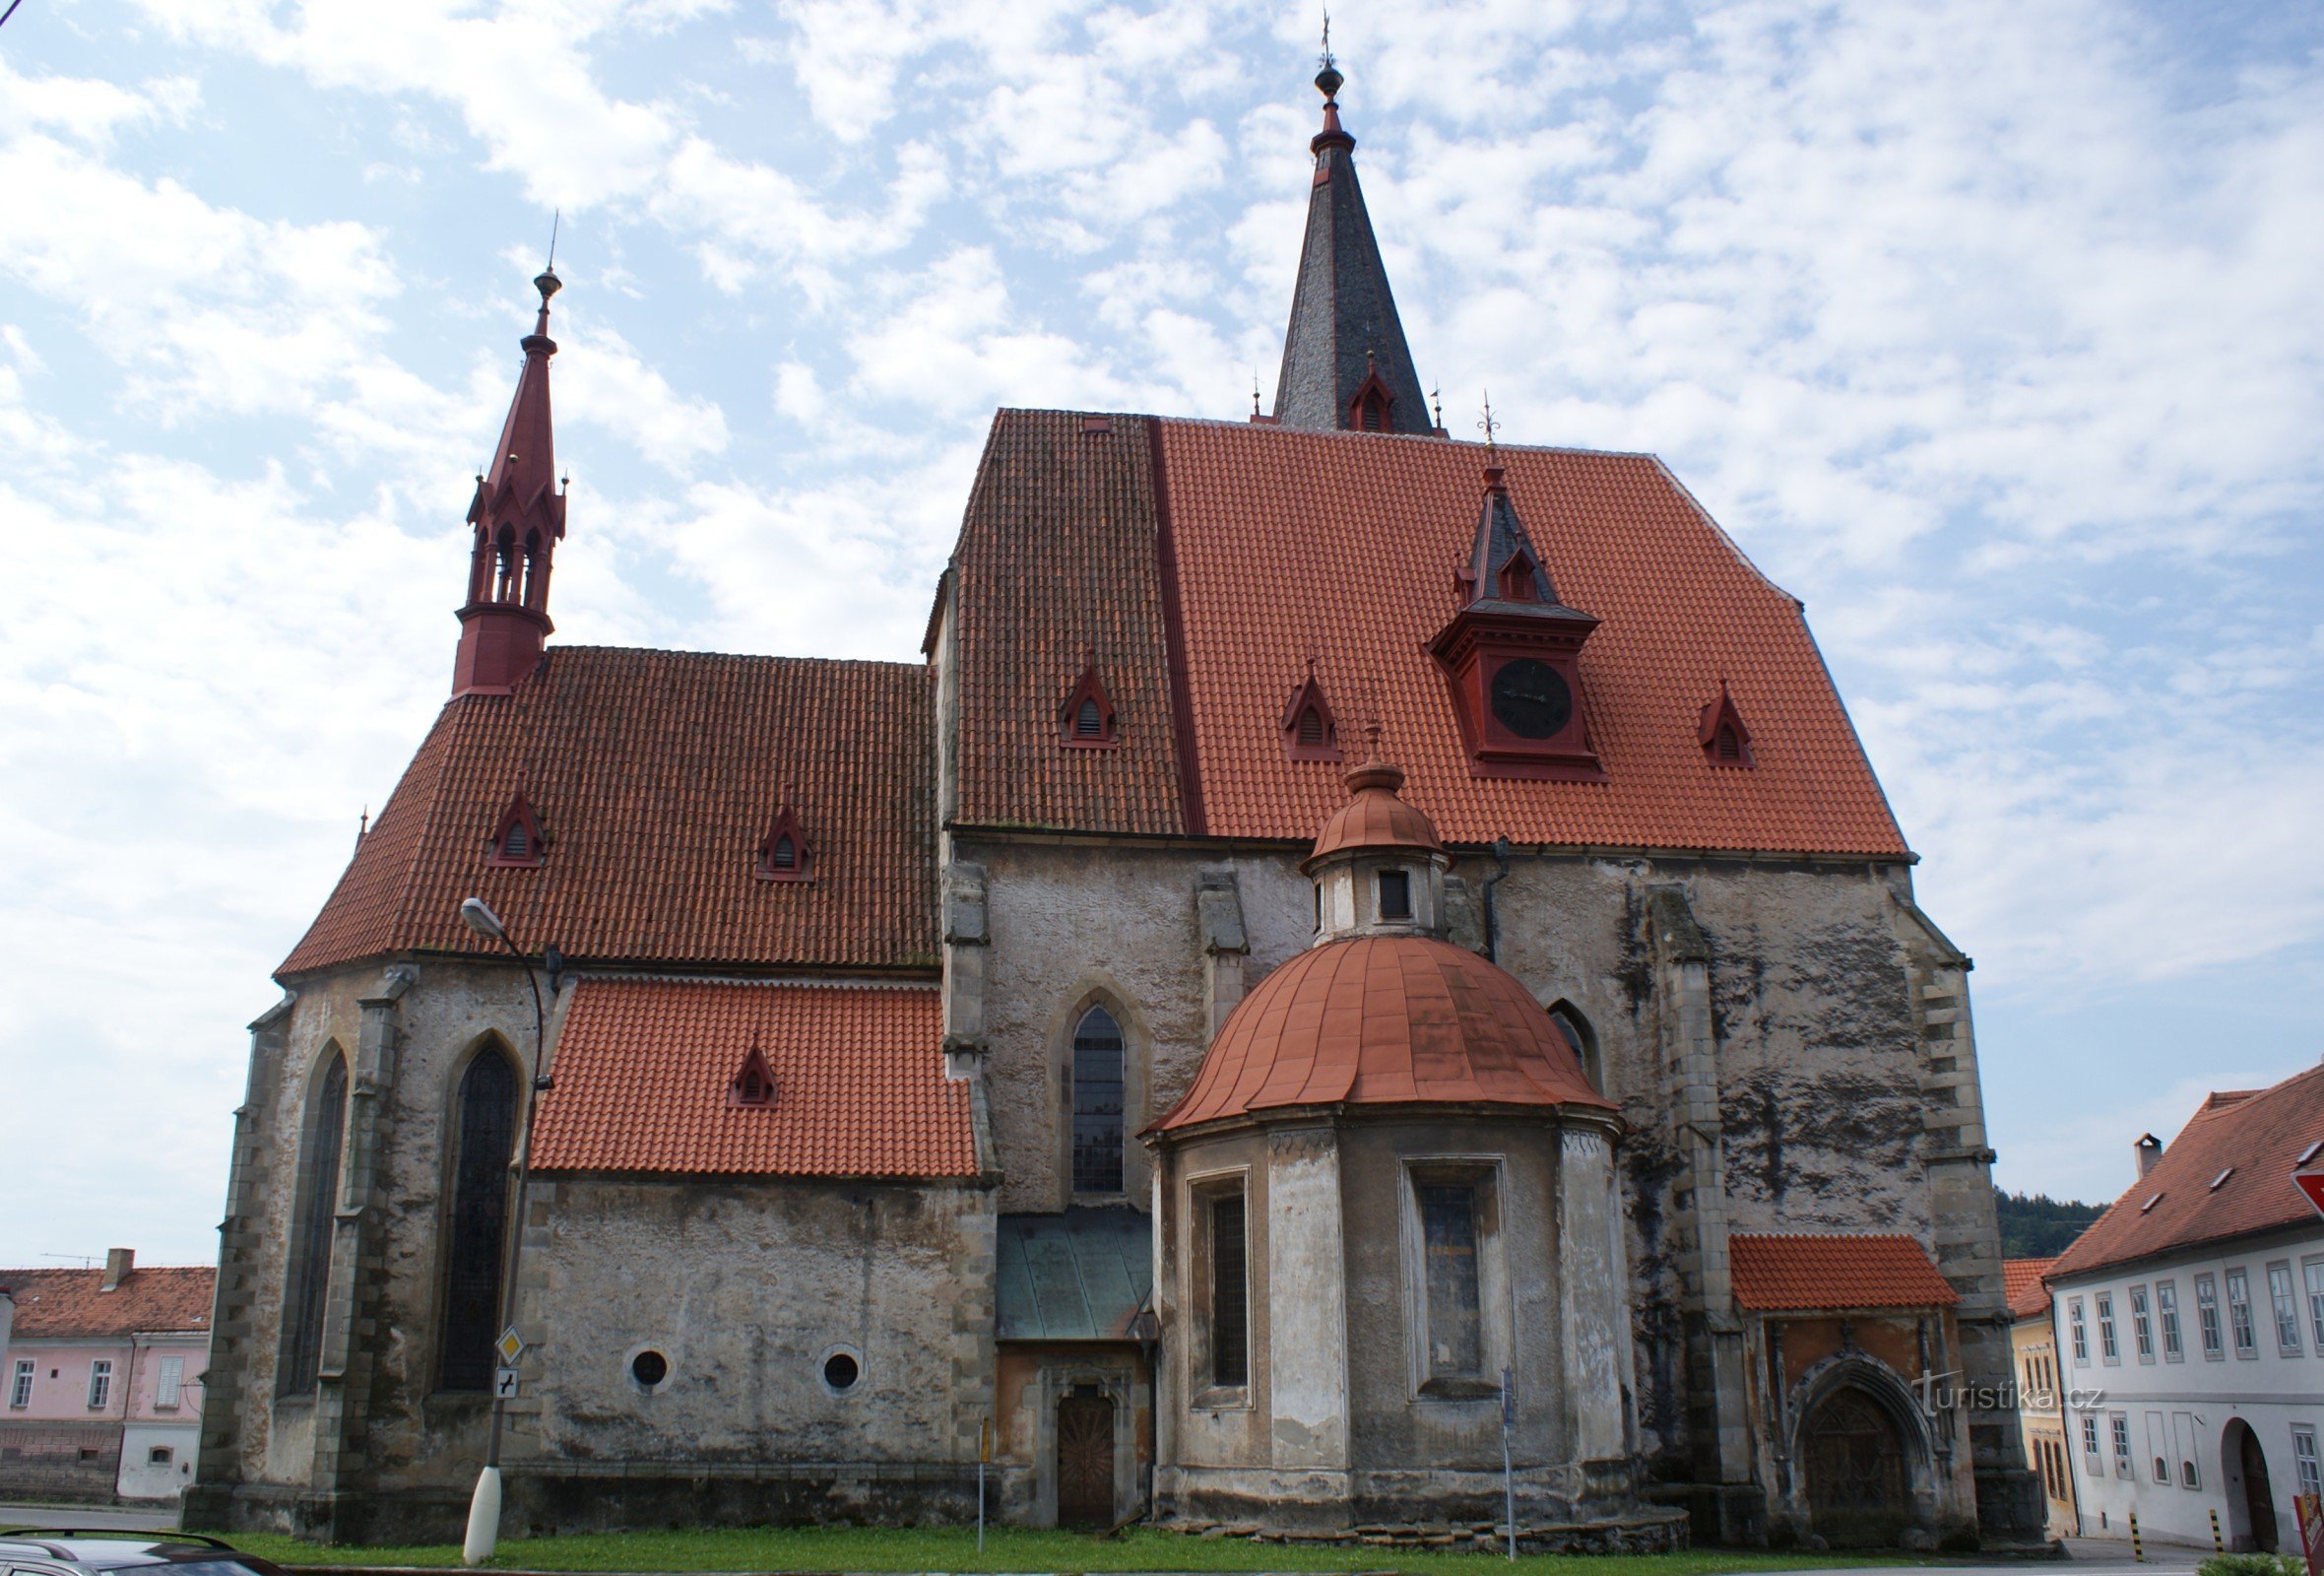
756,805,814,883
728,1043,777,1108
1059,660,1118,749
1378,869,1411,921
1698,683,1756,769
1280,671,1341,762
485,789,546,868
1346,357,1395,433
1497,553,1539,602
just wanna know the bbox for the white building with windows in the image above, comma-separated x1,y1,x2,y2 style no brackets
2048,1065,2324,1553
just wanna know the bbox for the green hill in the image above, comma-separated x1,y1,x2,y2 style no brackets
1996,1189,2105,1258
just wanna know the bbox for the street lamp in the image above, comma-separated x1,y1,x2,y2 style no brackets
458,896,555,1565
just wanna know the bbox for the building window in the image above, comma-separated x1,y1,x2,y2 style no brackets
2269,1263,2302,1352
1547,1002,1601,1093
2158,1280,2183,1360
1070,1006,1126,1195
439,1047,519,1392
2306,1261,2324,1349
2097,1292,2119,1361
2131,1285,2155,1360
2197,1273,2223,1357
1378,869,1411,921
1208,1191,1249,1390
2183,1454,2201,1489
2110,1412,2133,1477
155,1355,183,1410
148,1445,172,1466
8,1359,31,1410
281,1051,350,1396
1417,1183,1485,1385
2081,1413,2101,1470
86,1359,112,1412
2227,1269,2257,1356
2296,1427,2322,1501
2069,1297,2089,1363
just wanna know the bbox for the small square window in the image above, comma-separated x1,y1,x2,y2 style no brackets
1378,870,1411,921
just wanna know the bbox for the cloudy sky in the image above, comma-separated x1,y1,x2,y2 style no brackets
3,0,2319,1267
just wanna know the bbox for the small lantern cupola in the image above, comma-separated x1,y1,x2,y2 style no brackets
1428,461,1605,780
1301,726,1450,944
452,267,569,697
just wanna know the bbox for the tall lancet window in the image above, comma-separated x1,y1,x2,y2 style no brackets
438,1047,519,1391
1070,1007,1126,1194
280,1051,349,1396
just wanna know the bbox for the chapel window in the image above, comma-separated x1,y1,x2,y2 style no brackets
1549,1002,1602,1092
1418,1183,1484,1382
1378,869,1411,921
1070,1007,1126,1194
438,1047,518,1392
281,1050,349,1396
1209,1191,1249,1388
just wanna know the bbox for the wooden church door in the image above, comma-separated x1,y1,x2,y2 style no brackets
1056,1391,1116,1528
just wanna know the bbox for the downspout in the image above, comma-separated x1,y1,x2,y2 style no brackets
1480,835,1513,961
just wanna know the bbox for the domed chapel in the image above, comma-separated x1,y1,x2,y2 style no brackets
188,55,2044,1552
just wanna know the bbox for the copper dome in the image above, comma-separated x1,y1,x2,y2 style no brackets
1302,755,1445,873
1153,935,1613,1133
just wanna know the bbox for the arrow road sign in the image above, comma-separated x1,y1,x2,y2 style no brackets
495,1367,519,1399
495,1327,525,1366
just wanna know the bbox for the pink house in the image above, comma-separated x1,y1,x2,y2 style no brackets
0,1250,214,1502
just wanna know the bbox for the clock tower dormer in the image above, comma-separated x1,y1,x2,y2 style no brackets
1428,461,1604,780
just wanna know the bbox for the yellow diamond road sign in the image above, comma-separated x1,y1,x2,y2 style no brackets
495,1327,524,1366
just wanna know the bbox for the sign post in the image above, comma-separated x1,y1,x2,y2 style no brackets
1500,1366,1517,1561
978,1415,991,1554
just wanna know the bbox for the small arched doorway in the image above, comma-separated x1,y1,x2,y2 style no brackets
2223,1418,2280,1552
1056,1388,1116,1527
1802,1385,1912,1546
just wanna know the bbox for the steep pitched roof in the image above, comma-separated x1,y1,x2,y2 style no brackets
945,415,1905,856
528,979,973,1178
281,648,936,976
1729,1233,1960,1312
0,1267,214,1339
2004,1257,2057,1321
2051,1063,2324,1280
1271,68,1432,435
947,412,1191,836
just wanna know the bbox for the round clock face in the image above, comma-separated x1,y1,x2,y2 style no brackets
1489,658,1573,739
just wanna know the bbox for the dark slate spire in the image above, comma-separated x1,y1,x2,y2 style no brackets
1271,56,1433,435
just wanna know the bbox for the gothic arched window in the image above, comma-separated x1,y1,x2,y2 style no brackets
1071,1007,1126,1195
1548,1001,1603,1094
438,1047,518,1392
280,1050,348,1396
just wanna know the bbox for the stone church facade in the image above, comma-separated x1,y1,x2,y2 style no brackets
187,60,2043,1551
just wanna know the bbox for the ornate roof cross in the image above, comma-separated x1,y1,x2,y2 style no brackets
1477,390,1502,460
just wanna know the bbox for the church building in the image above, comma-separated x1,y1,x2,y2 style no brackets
187,59,2043,1551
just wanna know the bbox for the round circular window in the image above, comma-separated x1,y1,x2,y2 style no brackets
630,1349,669,1388
822,1350,860,1392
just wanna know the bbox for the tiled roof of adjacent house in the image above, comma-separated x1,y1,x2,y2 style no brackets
1728,1233,1960,1311
528,978,974,1178
2051,1062,2324,1281
2004,1256,2057,1321
0,1266,214,1339
946,412,1908,857
281,648,936,976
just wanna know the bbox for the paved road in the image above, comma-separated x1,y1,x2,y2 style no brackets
0,1505,179,1533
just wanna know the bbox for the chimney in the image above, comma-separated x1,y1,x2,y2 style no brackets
2134,1134,2163,1179
100,1248,133,1291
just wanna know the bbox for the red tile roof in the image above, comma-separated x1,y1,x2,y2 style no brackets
1155,935,1613,1133
528,978,975,1178
282,649,936,976
948,412,1192,836
2051,1062,2324,1281
0,1266,214,1339
1154,422,1907,853
1728,1233,1960,1311
2004,1257,2057,1321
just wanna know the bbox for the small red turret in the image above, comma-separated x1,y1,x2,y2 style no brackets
452,268,567,696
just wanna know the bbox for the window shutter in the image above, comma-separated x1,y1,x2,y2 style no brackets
1076,697,1102,738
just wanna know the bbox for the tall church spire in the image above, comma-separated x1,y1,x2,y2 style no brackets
1270,53,1433,435
452,267,568,696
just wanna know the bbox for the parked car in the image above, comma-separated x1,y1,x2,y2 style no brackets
0,1533,287,1576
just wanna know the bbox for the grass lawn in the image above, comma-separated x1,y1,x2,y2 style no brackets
214,1524,1931,1574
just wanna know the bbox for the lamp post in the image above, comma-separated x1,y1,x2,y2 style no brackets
458,896,554,1565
